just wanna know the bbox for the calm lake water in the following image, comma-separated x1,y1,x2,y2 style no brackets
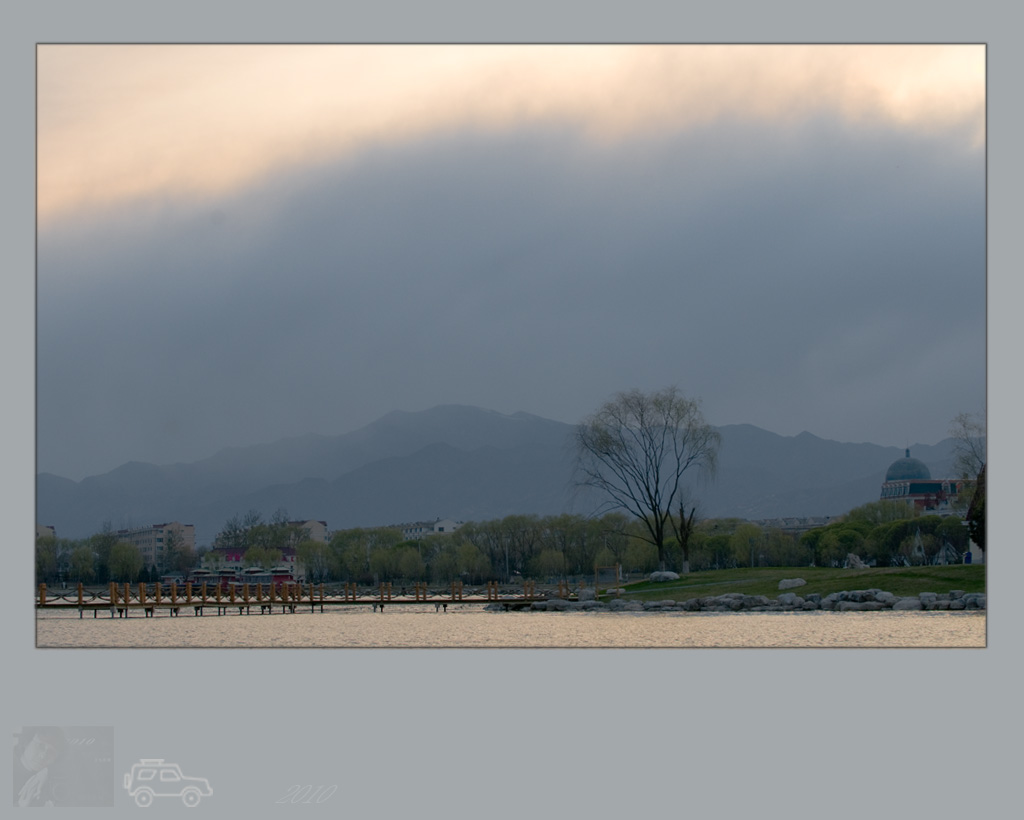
36,607,986,648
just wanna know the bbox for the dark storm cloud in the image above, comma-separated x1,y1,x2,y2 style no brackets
37,115,984,479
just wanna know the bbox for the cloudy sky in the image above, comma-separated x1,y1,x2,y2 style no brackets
37,44,986,481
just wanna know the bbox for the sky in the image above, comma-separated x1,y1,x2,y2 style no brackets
36,44,986,481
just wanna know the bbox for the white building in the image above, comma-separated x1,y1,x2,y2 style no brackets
400,518,463,540
116,522,196,573
287,520,328,543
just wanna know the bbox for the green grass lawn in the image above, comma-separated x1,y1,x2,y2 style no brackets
610,565,986,601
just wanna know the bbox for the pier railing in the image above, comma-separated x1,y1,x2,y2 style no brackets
36,580,553,618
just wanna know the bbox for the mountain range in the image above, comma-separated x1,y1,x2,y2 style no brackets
36,404,960,543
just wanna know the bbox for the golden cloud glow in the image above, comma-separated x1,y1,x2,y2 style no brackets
37,44,984,224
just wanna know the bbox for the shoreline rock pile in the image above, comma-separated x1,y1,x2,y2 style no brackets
509,588,986,613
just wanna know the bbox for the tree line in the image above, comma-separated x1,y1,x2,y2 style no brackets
34,524,198,587
36,502,974,588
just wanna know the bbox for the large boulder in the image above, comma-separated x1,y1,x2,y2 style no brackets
892,597,923,610
649,571,680,582
778,578,807,590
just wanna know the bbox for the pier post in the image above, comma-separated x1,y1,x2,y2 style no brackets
155,581,162,605
186,582,193,604
38,583,46,608
142,577,153,618
77,582,84,607
123,583,131,617
170,581,178,607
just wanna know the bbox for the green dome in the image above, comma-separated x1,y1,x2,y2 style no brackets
885,449,931,481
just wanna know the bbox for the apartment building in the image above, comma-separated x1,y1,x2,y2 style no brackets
116,522,196,573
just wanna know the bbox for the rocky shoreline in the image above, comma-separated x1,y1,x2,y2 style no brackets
492,586,986,613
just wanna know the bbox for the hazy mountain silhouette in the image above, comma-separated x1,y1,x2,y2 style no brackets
36,405,959,542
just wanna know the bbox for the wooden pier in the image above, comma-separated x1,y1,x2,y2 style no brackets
36,580,553,618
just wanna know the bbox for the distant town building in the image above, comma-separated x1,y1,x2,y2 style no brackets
36,524,56,541
116,522,195,573
879,449,966,517
753,517,833,535
399,518,463,540
287,520,328,544
202,519,324,581
202,544,302,579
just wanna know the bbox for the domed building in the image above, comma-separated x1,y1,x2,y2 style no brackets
880,448,965,515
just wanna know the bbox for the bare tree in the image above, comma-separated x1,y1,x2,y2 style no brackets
575,387,720,570
949,411,986,480
949,411,986,555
